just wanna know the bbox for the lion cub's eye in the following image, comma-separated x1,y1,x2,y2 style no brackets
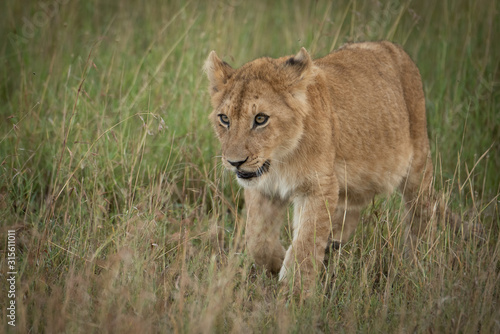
218,114,230,127
254,113,269,126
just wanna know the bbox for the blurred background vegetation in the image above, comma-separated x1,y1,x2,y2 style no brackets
0,0,498,332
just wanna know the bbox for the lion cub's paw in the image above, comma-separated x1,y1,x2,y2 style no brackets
278,252,294,282
278,252,320,297
278,263,289,282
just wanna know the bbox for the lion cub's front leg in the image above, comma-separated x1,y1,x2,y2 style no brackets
279,177,339,287
244,188,288,274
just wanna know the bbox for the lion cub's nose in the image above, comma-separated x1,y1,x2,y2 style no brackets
227,157,248,169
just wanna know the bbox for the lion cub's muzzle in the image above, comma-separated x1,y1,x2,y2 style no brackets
227,159,271,180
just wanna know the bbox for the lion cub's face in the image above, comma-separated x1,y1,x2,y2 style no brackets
204,49,314,187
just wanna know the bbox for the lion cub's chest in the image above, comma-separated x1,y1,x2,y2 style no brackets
257,169,296,201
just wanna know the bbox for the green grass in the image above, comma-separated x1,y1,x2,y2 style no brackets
1,0,499,332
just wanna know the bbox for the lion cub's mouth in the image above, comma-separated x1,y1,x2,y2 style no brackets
236,160,270,180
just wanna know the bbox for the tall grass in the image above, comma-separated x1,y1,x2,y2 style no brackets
1,0,499,332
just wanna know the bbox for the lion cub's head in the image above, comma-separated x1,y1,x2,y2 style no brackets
204,48,315,187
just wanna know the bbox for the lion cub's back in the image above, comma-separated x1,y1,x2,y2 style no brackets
318,41,423,203
317,41,415,150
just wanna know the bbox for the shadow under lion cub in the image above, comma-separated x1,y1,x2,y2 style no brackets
204,41,481,295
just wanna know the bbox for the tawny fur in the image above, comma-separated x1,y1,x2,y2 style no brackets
204,41,455,286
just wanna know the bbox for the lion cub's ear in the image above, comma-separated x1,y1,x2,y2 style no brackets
203,51,235,95
282,47,315,104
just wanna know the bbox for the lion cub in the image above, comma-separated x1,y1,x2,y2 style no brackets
205,41,449,286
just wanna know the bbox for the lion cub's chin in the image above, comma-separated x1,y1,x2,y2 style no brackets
231,160,271,187
235,172,268,188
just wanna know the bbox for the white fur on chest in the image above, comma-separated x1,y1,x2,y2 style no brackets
256,168,296,200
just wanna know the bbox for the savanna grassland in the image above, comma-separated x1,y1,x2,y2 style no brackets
1,0,499,333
